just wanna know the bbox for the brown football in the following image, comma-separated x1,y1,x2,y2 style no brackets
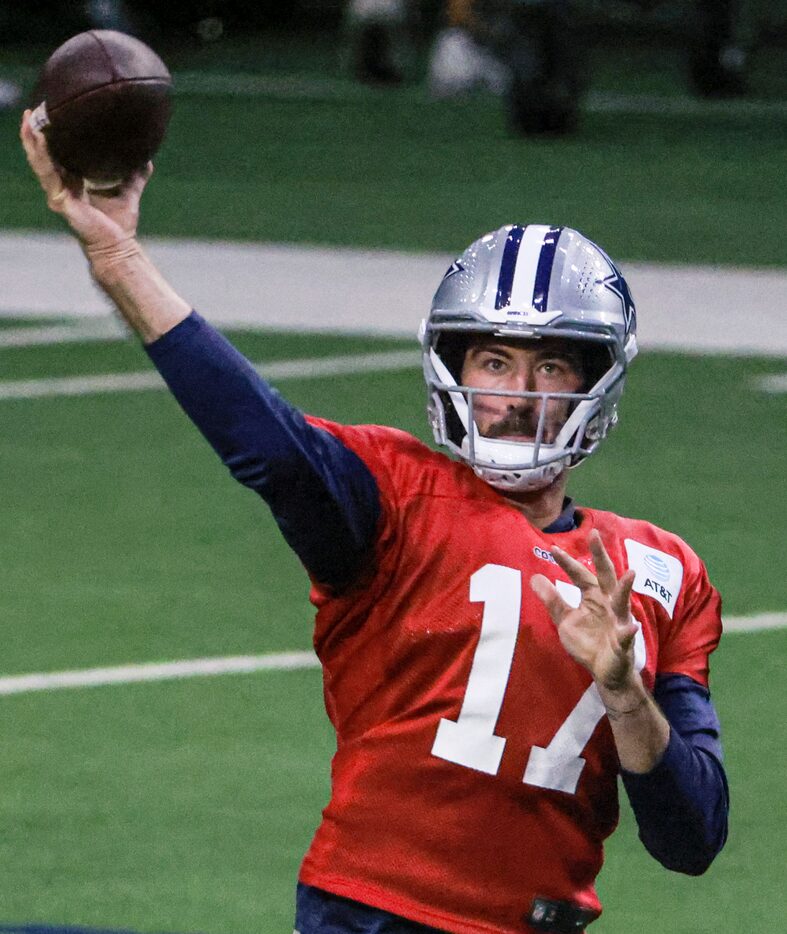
32,30,172,188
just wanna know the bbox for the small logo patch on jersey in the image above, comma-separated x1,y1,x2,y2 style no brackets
538,547,594,571
533,545,557,564
624,539,684,618
644,552,671,582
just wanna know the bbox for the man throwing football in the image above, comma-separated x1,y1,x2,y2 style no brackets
21,112,728,934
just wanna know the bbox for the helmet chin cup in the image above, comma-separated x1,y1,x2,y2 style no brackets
468,452,568,493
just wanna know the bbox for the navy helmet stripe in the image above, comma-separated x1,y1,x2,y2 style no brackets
494,225,526,310
532,226,563,312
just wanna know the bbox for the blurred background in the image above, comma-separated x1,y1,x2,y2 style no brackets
0,3,785,934
2,0,787,254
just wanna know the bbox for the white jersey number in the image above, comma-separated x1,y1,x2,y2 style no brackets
430,563,645,794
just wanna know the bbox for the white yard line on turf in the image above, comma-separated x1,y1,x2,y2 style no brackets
0,613,783,698
0,652,321,696
2,233,787,356
0,320,126,347
754,373,787,393
0,349,419,400
722,612,787,633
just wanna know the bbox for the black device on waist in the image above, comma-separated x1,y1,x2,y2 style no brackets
527,897,597,932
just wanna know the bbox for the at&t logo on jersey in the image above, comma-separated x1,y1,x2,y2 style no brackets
624,539,684,618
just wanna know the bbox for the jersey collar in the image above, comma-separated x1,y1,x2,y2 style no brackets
542,497,577,534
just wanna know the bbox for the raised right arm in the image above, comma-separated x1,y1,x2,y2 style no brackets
20,111,382,591
145,312,381,589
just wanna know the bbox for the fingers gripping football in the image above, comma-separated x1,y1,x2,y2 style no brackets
531,530,638,690
20,110,151,257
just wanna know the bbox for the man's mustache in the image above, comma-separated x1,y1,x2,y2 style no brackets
483,407,541,439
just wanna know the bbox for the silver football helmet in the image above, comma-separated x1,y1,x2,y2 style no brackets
420,224,638,492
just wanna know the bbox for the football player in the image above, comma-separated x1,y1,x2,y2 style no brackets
21,113,728,934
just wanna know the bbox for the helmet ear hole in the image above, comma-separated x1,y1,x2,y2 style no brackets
582,343,615,392
440,389,468,447
434,334,471,447
435,334,469,383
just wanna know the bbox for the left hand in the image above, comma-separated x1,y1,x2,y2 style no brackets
531,529,638,691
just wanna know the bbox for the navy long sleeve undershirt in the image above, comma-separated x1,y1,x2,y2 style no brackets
628,674,729,874
145,311,728,875
145,311,381,591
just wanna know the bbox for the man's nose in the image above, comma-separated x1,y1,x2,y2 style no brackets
507,365,537,395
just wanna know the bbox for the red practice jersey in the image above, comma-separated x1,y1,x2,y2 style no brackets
298,421,722,934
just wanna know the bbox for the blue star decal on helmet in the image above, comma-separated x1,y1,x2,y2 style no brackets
442,260,465,281
598,267,636,331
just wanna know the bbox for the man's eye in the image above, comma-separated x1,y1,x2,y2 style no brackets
483,358,506,371
541,360,565,375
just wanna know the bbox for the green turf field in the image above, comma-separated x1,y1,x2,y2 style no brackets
1,329,785,933
1,29,786,934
